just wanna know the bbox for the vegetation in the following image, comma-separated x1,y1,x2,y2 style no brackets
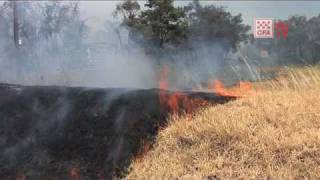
115,0,250,56
0,1,88,81
0,1,320,179
184,0,250,51
115,0,187,50
127,65,320,179
0,1,87,50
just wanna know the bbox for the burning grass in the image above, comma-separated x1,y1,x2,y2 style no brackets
157,65,252,115
127,65,320,180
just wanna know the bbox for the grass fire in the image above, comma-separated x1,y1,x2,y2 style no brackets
0,1,320,180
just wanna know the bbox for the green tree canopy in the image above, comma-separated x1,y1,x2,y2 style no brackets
115,0,249,54
185,0,250,51
115,0,188,49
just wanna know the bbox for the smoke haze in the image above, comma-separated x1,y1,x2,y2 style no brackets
0,1,304,90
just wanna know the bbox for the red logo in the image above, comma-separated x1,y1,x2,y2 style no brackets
254,19,289,39
254,19,274,38
275,21,289,39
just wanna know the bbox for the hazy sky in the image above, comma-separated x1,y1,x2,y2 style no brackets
80,1,320,31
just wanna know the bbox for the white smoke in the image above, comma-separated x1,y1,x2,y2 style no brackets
0,1,260,90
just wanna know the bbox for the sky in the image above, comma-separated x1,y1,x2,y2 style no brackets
80,1,320,32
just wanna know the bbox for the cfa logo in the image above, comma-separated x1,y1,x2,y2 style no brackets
254,18,288,39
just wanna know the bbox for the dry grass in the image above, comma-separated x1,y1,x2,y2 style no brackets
256,65,320,90
127,65,320,180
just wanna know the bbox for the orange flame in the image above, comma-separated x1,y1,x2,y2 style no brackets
158,66,252,114
69,166,81,180
239,81,252,92
135,140,151,163
210,80,252,97
158,65,170,90
16,175,26,180
97,170,105,180
158,65,190,114
158,66,210,114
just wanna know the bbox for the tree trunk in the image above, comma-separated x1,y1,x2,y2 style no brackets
13,0,20,49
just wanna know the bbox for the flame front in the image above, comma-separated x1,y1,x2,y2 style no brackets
210,80,252,97
69,166,81,180
158,66,209,114
158,65,187,114
16,175,26,180
158,65,170,90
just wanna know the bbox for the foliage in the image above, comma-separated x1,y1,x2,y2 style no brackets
0,1,88,79
185,0,250,51
114,0,140,27
115,0,188,50
115,0,249,59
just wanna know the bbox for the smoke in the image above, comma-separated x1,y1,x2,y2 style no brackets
0,1,262,90
80,24,157,88
0,2,157,89
0,2,265,178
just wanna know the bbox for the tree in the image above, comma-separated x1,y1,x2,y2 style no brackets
115,0,188,49
0,1,89,83
139,0,187,48
0,2,14,50
0,1,22,49
113,0,142,45
306,14,320,62
39,2,82,39
115,0,249,55
13,0,20,48
185,0,250,52
114,0,140,27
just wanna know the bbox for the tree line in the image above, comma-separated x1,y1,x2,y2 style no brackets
0,1,88,81
114,0,250,56
1,0,319,67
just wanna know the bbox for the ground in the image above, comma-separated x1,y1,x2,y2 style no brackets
127,65,320,180
0,84,234,179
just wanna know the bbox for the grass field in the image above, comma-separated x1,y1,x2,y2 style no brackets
127,65,320,180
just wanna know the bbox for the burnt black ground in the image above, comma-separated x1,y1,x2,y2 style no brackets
0,83,235,180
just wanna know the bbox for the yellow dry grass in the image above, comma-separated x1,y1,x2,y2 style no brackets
127,65,320,180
